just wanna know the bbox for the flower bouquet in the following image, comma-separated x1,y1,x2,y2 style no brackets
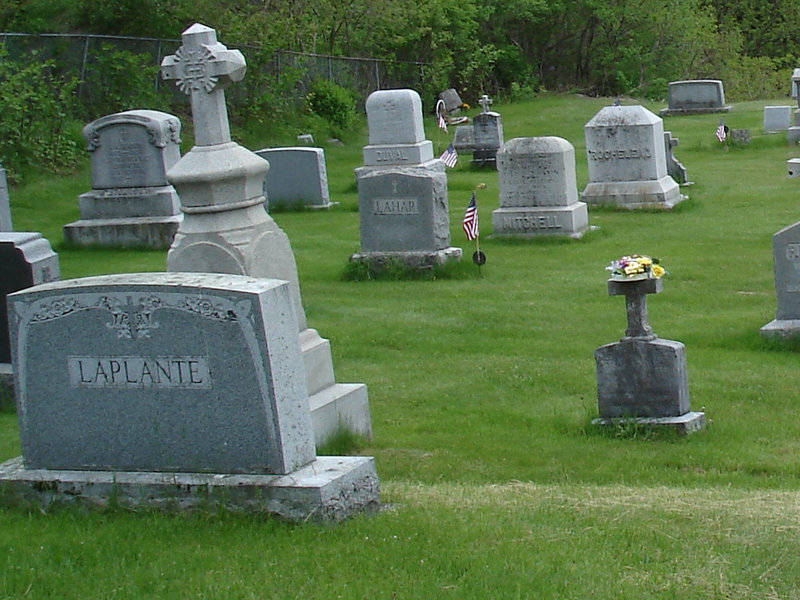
606,254,666,281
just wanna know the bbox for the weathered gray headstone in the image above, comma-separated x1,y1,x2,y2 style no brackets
764,106,792,132
594,277,705,433
789,70,800,144
0,165,11,232
0,272,379,521
660,79,731,116
663,131,689,185
492,137,588,238
438,88,464,114
582,105,683,209
63,110,183,248
254,147,333,209
162,23,371,446
471,95,503,168
452,125,475,154
761,221,800,337
353,89,461,269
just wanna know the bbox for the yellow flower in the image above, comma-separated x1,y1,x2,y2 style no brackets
638,257,653,266
651,264,665,278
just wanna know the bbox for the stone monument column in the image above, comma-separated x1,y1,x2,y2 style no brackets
162,23,371,445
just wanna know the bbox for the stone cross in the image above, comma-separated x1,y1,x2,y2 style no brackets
607,278,663,340
161,23,246,147
478,94,493,113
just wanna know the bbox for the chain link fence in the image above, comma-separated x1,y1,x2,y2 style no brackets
0,32,430,116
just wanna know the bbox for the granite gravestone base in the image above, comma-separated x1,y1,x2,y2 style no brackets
63,110,183,249
761,221,800,337
593,277,705,434
491,137,588,239
0,273,379,521
0,233,60,402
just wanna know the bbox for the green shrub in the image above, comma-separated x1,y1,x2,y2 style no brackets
305,79,356,131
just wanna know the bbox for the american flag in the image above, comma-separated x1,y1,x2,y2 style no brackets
715,121,727,143
439,143,458,168
462,193,479,241
436,99,447,132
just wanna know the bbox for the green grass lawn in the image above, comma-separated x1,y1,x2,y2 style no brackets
4,93,800,598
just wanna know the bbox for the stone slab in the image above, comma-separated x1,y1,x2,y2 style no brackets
63,215,181,249
491,205,588,238
497,136,578,208
789,159,800,178
8,272,315,475
309,383,372,445
362,141,434,167
592,411,705,434
365,89,426,146
660,80,731,115
760,319,800,337
255,147,332,208
78,186,181,219
764,106,793,132
0,455,380,522
350,247,462,270
595,337,689,419
582,178,683,209
452,126,475,153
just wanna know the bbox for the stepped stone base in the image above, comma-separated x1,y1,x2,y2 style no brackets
760,319,800,337
0,456,379,522
63,215,181,249
592,411,706,434
350,247,462,271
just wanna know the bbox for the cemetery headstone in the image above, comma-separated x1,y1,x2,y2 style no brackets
761,221,800,337
663,132,689,185
0,272,379,521
471,95,504,169
438,88,468,124
492,137,588,238
730,129,750,145
789,69,800,144
0,233,60,401
254,147,334,209
659,79,731,116
594,267,705,433
353,89,461,270
582,105,683,209
764,106,793,133
0,165,11,232
452,125,475,154
161,23,371,445
63,110,183,249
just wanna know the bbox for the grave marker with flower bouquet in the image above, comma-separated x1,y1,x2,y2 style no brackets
594,254,705,434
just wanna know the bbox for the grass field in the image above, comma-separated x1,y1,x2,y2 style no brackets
4,93,800,598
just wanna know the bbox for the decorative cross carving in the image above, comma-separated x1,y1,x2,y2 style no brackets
478,94,493,113
161,23,246,146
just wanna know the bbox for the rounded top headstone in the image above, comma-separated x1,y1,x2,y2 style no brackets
585,105,662,128
365,89,426,145
498,136,573,155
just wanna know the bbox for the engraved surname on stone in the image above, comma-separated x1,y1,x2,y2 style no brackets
68,356,211,388
375,149,409,162
503,215,562,231
787,285,800,293
373,198,419,215
587,148,651,160
786,242,800,260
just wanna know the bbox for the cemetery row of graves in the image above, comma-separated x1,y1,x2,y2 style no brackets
4,22,800,597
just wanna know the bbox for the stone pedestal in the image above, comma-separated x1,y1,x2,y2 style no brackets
63,110,183,249
582,105,683,209
594,277,705,433
492,137,588,238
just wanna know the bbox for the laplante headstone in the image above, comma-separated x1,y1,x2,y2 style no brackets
353,89,461,270
254,147,333,209
491,137,588,238
0,272,379,520
764,106,792,133
594,274,705,433
63,110,183,249
660,79,731,116
761,221,800,337
162,23,371,446
0,165,11,232
471,95,503,168
582,105,683,209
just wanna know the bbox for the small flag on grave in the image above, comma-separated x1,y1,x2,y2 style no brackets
436,99,447,132
715,120,728,143
462,192,479,241
439,143,458,168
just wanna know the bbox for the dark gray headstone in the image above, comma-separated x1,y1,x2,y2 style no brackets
762,221,800,336
472,112,504,168
660,79,731,115
255,147,332,209
0,232,60,364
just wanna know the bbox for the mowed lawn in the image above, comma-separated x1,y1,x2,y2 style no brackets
4,93,800,598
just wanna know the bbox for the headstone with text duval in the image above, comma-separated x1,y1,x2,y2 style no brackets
582,105,683,209
0,272,379,520
352,89,461,269
63,110,183,249
160,23,371,445
492,137,588,238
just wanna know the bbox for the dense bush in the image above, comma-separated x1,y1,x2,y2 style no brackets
305,79,356,132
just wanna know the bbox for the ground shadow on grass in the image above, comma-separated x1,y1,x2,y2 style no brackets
342,256,481,281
